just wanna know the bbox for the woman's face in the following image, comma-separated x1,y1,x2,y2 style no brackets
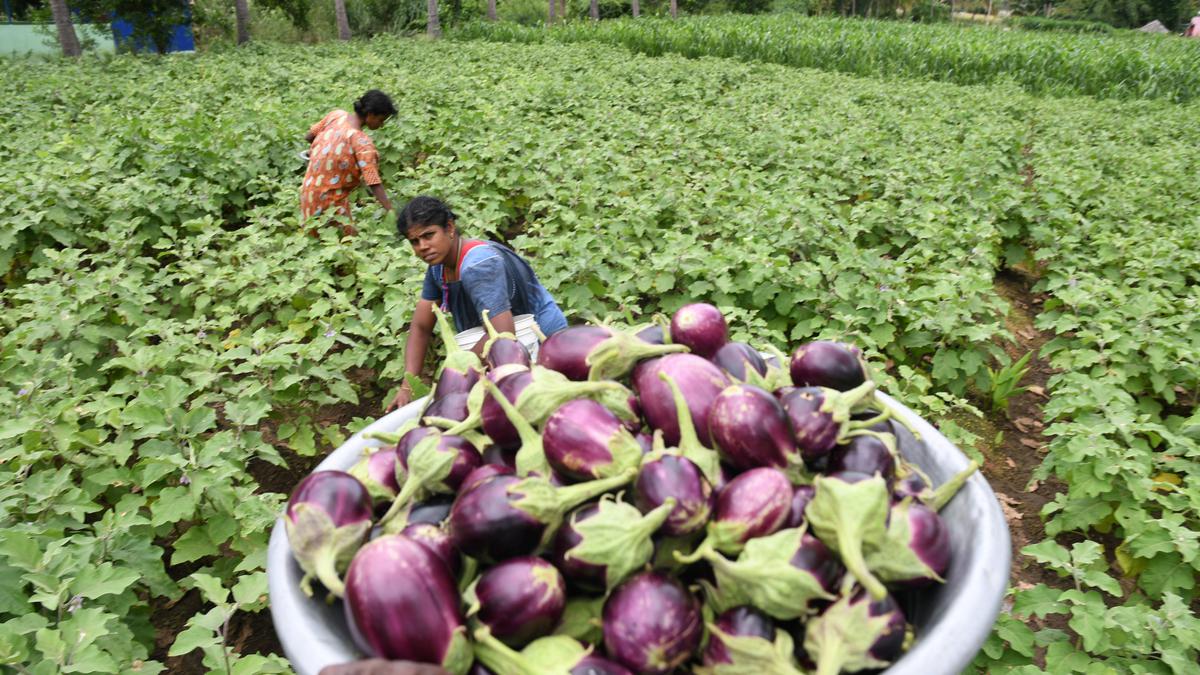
406,223,456,266
364,113,389,130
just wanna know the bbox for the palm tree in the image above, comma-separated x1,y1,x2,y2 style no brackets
428,0,442,37
49,0,81,57
235,0,251,44
335,0,352,40
488,0,498,20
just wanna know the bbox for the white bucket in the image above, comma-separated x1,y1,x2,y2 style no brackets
452,313,541,361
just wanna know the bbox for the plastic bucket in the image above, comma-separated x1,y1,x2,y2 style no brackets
452,313,541,361
266,392,1010,675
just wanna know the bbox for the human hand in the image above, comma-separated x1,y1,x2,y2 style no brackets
385,384,413,412
318,658,450,675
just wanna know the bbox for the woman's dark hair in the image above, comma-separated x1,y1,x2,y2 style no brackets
354,89,397,119
398,196,458,237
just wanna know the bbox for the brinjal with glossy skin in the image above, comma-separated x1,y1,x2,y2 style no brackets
543,399,644,482
538,324,687,383
603,571,703,675
461,463,515,494
552,495,676,591
430,303,483,399
827,433,897,482
380,431,480,528
708,383,803,477
676,467,793,563
284,470,373,597
634,446,714,538
633,352,729,451
401,521,462,578
711,341,768,382
424,392,472,426
777,382,883,463
472,630,632,675
635,323,666,345
789,341,869,392
803,589,906,675
697,527,839,620
448,469,636,564
865,499,951,586
700,606,805,674
805,473,891,600
407,495,455,525
395,426,437,468
483,444,519,469
480,310,533,370
455,366,634,449
343,535,472,673
348,447,401,507
785,485,816,529
469,556,567,647
670,302,728,359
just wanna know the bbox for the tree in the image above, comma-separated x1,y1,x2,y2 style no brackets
488,0,498,20
670,0,677,16
235,0,251,44
590,0,599,18
548,0,555,22
631,0,640,16
334,0,351,39
428,0,441,36
49,0,82,57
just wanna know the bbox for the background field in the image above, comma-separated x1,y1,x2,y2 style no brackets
1,26,1198,673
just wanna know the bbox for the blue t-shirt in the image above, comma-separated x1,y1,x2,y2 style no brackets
421,241,568,336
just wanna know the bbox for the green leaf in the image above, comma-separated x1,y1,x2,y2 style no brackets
150,486,197,526
73,563,141,601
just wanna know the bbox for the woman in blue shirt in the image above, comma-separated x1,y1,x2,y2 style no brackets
386,196,568,411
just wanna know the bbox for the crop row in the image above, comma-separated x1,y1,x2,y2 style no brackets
454,15,1200,103
1,36,1197,671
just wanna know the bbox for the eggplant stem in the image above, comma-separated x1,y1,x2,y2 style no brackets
673,536,714,565
432,305,463,355
363,430,403,444
869,393,921,440
931,460,979,511
838,533,887,601
310,549,346,598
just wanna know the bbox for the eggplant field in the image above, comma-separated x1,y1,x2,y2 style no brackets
2,29,1199,674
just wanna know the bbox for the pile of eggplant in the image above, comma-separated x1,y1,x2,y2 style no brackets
283,303,977,675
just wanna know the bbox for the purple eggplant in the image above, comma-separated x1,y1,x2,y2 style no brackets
893,472,929,501
786,485,816,529
424,392,471,425
401,521,462,578
603,572,702,675
449,470,635,564
709,384,801,474
669,302,728,359
430,305,483,401
790,341,869,392
827,433,897,482
469,367,635,451
348,447,401,507
806,473,891,600
676,467,792,563
635,431,654,454
634,454,714,537
396,426,438,467
461,463,515,494
343,534,472,671
472,631,630,675
284,470,373,597
865,500,951,586
712,342,768,382
483,444,519,469
635,323,666,345
408,495,455,525
803,590,906,675
543,399,644,482
539,324,687,382
480,310,533,370
778,387,839,461
703,606,775,665
552,495,676,591
380,431,480,528
701,528,840,620
471,556,567,647
633,353,729,450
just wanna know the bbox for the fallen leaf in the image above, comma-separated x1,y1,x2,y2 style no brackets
1006,457,1017,469
1026,385,1047,399
1026,480,1040,492
1020,438,1042,450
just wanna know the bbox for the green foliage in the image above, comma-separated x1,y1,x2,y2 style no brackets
1007,14,1117,32
454,14,1200,102
2,28,1199,672
986,351,1033,412
70,0,189,53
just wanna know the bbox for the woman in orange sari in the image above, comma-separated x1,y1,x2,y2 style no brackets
300,90,397,235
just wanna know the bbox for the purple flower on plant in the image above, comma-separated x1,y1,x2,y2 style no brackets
17,388,28,396
197,330,207,339
180,474,191,486
325,329,336,338
66,595,83,613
